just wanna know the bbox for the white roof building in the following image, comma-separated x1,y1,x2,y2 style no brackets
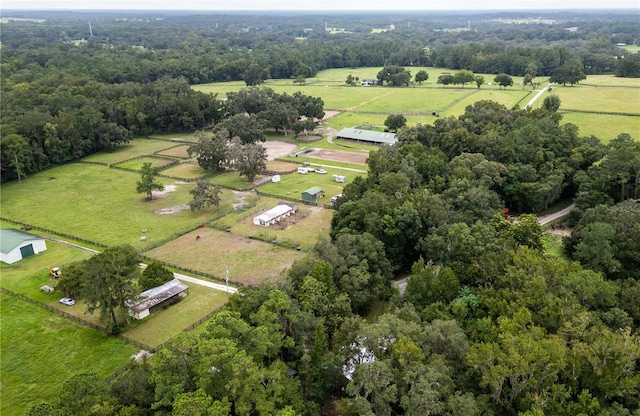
0,228,47,264
253,203,297,227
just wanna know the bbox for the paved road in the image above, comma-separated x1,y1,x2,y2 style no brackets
524,83,552,109
537,203,576,225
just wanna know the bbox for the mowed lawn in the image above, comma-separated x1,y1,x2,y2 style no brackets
1,294,139,416
561,112,640,143
0,163,236,248
82,138,180,165
143,228,307,286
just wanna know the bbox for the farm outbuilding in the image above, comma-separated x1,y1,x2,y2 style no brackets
335,128,397,145
301,186,324,202
253,203,297,227
126,278,189,320
0,228,47,264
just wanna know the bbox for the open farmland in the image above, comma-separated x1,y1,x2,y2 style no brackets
142,228,307,286
0,163,231,248
0,295,140,416
194,67,638,142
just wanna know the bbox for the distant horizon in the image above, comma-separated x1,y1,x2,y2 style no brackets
2,0,639,12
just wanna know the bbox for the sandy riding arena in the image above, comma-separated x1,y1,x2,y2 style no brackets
262,141,298,160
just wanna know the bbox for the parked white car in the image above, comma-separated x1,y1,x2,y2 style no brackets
59,297,76,306
315,169,327,174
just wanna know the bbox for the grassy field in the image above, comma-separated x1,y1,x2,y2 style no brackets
143,228,307,286
258,170,351,204
82,138,178,165
194,68,638,142
156,145,191,158
0,163,236,248
114,156,177,171
1,294,139,416
160,162,209,179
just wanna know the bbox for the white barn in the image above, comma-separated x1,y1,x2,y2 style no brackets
253,203,297,227
126,279,189,320
0,228,47,264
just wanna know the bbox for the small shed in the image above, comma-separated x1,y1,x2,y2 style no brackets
0,228,47,264
253,203,297,227
126,279,189,320
301,186,324,202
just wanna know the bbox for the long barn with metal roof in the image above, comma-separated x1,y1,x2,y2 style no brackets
335,128,397,145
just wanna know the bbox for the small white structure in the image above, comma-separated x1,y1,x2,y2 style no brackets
0,228,47,264
330,194,344,206
298,167,309,174
253,203,297,227
272,175,281,183
333,174,346,183
126,279,189,320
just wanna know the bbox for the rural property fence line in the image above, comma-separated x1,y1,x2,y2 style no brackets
0,287,152,351
255,190,318,206
0,217,108,249
2,287,227,385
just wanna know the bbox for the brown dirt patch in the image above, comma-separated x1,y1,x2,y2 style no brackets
266,160,301,173
262,141,298,161
300,148,368,165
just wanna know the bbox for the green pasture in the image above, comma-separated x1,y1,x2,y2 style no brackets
143,228,307,286
553,86,640,114
580,74,640,87
191,68,640,144
619,45,640,54
560,112,639,143
1,295,138,416
82,138,179,165
160,162,209,180
113,156,176,171
212,195,333,249
209,171,261,190
0,163,237,248
156,145,192,158
258,171,350,204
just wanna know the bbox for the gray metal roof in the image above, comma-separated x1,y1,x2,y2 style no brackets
0,228,43,254
336,128,397,145
303,186,324,195
127,279,189,313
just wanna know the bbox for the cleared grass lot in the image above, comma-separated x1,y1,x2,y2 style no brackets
1,294,140,416
0,164,226,248
143,228,307,286
160,162,209,179
113,156,176,171
258,171,350,204
82,138,178,165
560,112,640,143
157,145,192,158
555,87,640,114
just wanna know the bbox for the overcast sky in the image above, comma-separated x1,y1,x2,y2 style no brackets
3,0,639,11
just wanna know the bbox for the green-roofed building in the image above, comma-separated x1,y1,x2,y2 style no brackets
1,228,47,264
335,128,397,145
301,186,324,202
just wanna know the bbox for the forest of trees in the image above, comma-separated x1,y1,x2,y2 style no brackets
2,9,639,416
2,9,639,181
